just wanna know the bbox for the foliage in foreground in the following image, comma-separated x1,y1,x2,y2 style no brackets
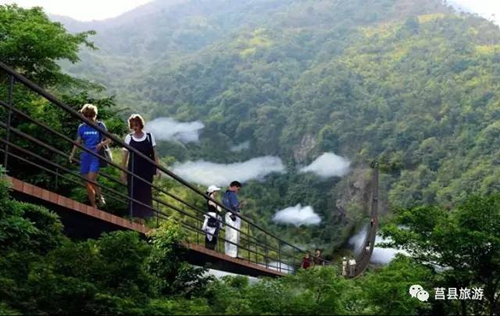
1,169,499,315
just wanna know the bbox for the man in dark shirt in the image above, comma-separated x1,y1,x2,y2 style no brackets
313,248,324,266
222,181,242,219
222,181,244,258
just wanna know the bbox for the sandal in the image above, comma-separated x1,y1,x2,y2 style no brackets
97,195,106,207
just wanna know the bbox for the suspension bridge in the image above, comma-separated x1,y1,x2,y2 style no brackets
0,61,378,279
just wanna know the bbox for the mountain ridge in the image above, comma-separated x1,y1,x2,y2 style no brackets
56,0,500,250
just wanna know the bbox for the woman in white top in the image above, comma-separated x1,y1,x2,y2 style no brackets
121,114,161,224
202,185,223,250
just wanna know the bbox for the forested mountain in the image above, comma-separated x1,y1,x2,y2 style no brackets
55,0,500,251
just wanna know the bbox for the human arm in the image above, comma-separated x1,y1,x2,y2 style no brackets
201,215,208,232
121,150,129,183
229,193,241,213
153,146,161,179
148,133,162,179
96,122,112,150
69,136,82,163
121,134,130,183
96,136,112,150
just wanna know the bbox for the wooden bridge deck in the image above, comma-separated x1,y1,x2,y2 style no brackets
8,176,285,278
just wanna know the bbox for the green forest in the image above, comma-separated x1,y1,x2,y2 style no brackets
1,0,500,314
60,0,500,250
1,168,499,314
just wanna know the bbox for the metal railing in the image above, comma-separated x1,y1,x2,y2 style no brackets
0,61,329,274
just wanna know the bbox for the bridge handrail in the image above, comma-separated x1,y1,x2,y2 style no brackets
0,61,324,270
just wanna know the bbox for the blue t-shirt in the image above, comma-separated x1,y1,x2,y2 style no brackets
222,190,240,213
77,122,106,151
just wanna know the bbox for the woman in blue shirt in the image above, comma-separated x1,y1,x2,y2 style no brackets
69,104,111,208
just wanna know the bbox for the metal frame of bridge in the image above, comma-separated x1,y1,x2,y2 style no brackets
347,164,379,278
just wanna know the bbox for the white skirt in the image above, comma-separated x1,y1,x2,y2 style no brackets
225,212,241,258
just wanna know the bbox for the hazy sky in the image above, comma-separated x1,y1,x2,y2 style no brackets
0,0,498,22
450,0,500,23
0,0,153,20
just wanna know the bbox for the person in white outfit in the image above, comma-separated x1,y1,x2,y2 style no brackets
222,181,244,258
202,185,223,250
365,242,371,253
349,257,356,276
342,257,347,276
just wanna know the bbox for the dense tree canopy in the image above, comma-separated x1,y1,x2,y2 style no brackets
1,4,500,314
382,195,500,314
1,167,497,315
0,4,128,215
58,0,500,251
0,4,95,87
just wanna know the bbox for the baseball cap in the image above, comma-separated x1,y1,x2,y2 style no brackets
207,185,221,194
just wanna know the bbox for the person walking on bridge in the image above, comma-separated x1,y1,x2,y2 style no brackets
69,104,110,208
301,253,311,269
222,181,245,258
349,257,356,276
121,114,161,225
313,249,325,266
202,185,223,250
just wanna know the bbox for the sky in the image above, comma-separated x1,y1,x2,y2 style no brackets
0,0,499,22
449,0,500,24
0,0,153,21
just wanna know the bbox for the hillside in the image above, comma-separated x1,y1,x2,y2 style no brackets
56,0,500,252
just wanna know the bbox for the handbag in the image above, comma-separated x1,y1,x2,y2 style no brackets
98,145,112,168
97,121,112,168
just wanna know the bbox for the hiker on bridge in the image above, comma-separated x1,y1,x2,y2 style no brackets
313,249,325,266
301,253,311,269
202,185,223,250
222,181,245,258
121,114,161,225
69,104,111,209
349,257,356,276
342,257,347,276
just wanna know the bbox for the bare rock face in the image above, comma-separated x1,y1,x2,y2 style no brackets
293,134,316,163
335,167,373,223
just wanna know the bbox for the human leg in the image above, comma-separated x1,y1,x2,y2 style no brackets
86,172,99,208
80,154,96,207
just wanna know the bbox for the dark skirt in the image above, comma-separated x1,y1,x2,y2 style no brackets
128,172,154,219
205,235,218,250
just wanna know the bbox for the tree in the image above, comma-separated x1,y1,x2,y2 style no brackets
0,4,129,210
146,219,211,298
361,256,434,315
0,4,96,88
382,194,500,315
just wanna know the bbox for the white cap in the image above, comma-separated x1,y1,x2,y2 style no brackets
207,185,221,194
